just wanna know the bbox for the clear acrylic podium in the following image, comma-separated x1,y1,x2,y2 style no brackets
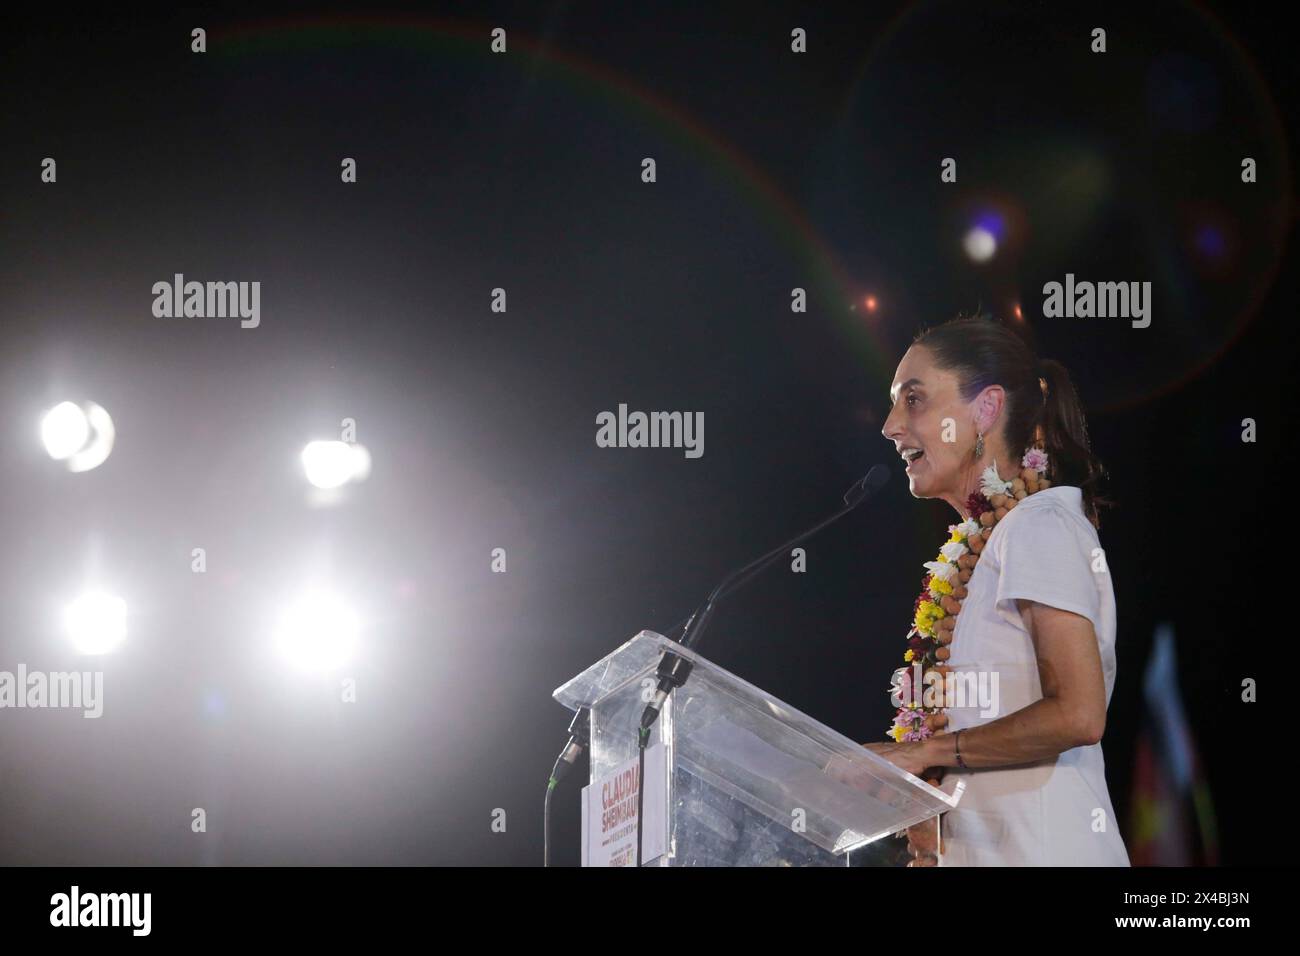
553,630,964,866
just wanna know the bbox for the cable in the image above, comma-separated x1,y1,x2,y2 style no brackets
636,726,649,867
543,776,557,867
662,613,689,643
543,618,684,868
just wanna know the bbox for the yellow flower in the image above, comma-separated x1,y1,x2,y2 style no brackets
914,598,944,623
929,577,953,597
889,724,906,742
904,649,915,663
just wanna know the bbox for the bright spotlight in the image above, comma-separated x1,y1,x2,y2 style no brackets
301,440,370,489
963,226,997,263
63,592,128,655
349,444,372,482
273,592,359,674
41,402,90,460
40,401,115,472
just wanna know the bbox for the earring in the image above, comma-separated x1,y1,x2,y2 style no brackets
975,432,985,459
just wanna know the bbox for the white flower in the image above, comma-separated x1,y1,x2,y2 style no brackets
980,461,1013,498
924,559,958,582
940,541,968,563
955,518,981,539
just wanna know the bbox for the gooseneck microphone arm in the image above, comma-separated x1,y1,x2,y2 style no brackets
680,466,887,651
638,465,890,733
544,706,590,867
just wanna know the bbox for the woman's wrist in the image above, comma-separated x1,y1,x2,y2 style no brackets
923,732,957,769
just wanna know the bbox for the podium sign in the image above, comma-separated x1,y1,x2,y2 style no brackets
581,743,669,866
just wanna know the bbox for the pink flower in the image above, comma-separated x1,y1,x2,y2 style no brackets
1022,447,1049,472
891,709,933,742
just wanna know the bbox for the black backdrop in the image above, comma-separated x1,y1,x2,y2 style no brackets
0,0,1288,866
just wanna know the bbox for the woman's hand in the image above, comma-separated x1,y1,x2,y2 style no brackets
862,738,948,866
861,740,935,779
903,819,944,866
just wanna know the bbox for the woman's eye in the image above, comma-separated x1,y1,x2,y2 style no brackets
906,393,919,408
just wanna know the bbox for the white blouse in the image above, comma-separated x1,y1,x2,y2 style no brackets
937,485,1130,866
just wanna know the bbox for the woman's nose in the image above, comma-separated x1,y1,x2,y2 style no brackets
881,407,902,441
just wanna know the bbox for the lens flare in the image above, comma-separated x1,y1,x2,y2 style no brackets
963,226,997,263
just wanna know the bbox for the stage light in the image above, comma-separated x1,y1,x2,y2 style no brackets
864,295,878,312
349,444,372,482
301,440,371,489
62,592,128,655
40,400,115,472
963,226,997,263
41,402,90,460
273,591,360,674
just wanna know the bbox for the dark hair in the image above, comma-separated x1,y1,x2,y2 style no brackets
913,312,1111,527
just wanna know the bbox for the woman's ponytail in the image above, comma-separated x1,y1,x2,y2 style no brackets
1035,358,1110,527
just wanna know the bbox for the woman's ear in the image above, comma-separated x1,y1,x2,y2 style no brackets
972,385,1005,434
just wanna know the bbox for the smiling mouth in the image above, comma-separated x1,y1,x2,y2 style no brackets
901,448,925,468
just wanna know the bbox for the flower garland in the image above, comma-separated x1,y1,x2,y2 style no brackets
887,447,1052,745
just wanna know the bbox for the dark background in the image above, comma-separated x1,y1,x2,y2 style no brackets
0,0,1288,865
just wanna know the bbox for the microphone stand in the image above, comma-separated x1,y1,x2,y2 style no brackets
632,465,890,864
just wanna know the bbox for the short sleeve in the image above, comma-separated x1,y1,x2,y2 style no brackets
993,503,1103,640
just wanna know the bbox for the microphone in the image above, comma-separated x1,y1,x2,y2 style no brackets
843,465,887,509
639,465,890,731
544,706,591,866
549,706,591,786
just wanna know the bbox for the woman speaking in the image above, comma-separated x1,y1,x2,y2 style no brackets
865,314,1130,867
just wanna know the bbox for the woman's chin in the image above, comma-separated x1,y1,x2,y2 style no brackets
905,468,938,499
